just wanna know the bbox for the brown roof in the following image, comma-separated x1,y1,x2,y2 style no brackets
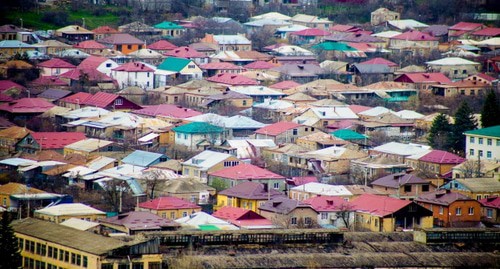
97,33,144,45
0,126,30,140
0,183,45,195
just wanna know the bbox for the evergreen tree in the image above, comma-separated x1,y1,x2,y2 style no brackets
428,113,452,150
481,90,500,128
451,101,477,155
0,211,22,269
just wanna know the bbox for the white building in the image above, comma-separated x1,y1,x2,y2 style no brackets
111,61,155,90
464,125,500,161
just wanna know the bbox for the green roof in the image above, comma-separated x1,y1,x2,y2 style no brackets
464,125,500,138
198,224,221,231
331,129,367,140
385,96,410,102
172,122,224,134
154,21,184,30
312,42,357,51
158,57,191,72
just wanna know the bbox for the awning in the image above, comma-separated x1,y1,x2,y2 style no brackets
138,133,159,143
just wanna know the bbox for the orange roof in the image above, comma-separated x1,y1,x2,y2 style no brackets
138,196,201,210
0,182,45,195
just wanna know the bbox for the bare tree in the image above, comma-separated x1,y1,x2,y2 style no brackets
100,179,131,213
337,203,355,231
458,158,483,178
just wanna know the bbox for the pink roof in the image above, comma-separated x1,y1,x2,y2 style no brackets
206,73,259,86
471,27,500,37
0,98,54,113
330,24,360,32
0,93,13,102
395,73,452,84
92,25,119,34
291,28,331,37
38,58,76,69
391,30,439,41
255,121,301,136
112,62,154,72
475,73,497,82
138,196,201,210
263,43,288,51
60,92,93,104
243,61,276,70
164,46,206,58
60,68,113,82
29,76,68,87
350,194,411,217
359,57,398,67
132,104,202,118
269,80,301,90
303,196,349,212
31,132,86,149
200,62,243,70
327,119,356,130
287,176,318,186
209,163,285,180
147,40,178,50
479,196,500,209
449,22,484,31
78,55,109,70
346,42,378,52
0,80,25,91
213,206,273,228
419,150,465,164
73,40,107,49
82,92,119,107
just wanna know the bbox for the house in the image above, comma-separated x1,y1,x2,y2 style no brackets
230,85,285,103
200,62,244,77
99,211,178,235
155,57,202,87
303,196,354,229
172,122,225,150
350,63,393,86
350,155,410,184
82,92,142,111
207,73,259,87
33,40,72,56
73,40,108,55
254,121,312,144
215,181,285,212
410,150,465,177
448,22,486,41
174,211,239,230
55,25,94,43
13,218,164,269
370,172,436,200
355,112,416,140
293,106,359,131
370,142,431,163
144,177,216,204
479,196,500,226
290,28,331,45
200,33,252,52
131,104,202,123
387,19,429,31
464,125,500,161
212,206,275,229
154,21,185,38
137,196,201,220
15,132,86,154
452,159,500,179
259,197,319,228
0,126,30,155
394,72,451,91
78,55,119,77
37,58,76,77
164,46,209,66
0,182,52,211
271,63,325,84
430,79,492,97
426,57,481,80
289,182,353,202
59,68,115,88
371,8,400,26
208,163,286,192
0,98,55,121
351,194,433,232
111,61,155,90
181,150,240,181
147,39,177,54
97,33,145,54
416,190,482,227
92,25,120,40
201,91,253,112
34,203,106,224
121,150,168,167
296,132,348,151
127,49,165,65
290,14,332,30
63,138,119,157
440,177,500,200
470,27,500,41
389,30,439,56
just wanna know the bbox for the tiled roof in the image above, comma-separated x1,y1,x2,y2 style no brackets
254,121,301,136
416,190,474,206
97,33,144,45
172,121,223,134
31,132,86,149
350,194,412,217
138,196,201,210
359,57,398,67
82,92,119,108
395,73,451,84
164,46,206,58
73,40,107,49
464,125,500,138
60,92,93,104
0,98,54,113
303,196,349,212
419,150,465,164
101,211,178,230
207,73,259,86
391,30,439,41
0,182,45,195
371,173,428,189
291,28,331,36
157,57,192,72
78,55,109,70
112,62,154,72
0,80,25,91
449,22,484,31
209,163,285,180
219,181,285,200
92,25,119,34
147,40,178,50
29,76,68,87
132,104,201,118
479,196,500,209
38,58,76,69
269,80,301,90
259,197,315,214
200,62,243,70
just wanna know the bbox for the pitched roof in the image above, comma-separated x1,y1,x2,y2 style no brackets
164,46,206,58
82,92,120,107
29,76,68,87
331,129,367,140
479,196,500,209
0,182,45,195
0,126,30,139
471,27,500,37
38,58,76,68
243,61,276,70
182,150,235,169
254,121,301,136
157,57,192,72
154,21,184,29
449,22,484,31
416,190,474,206
121,150,165,167
395,72,451,84
426,57,480,66
60,68,113,82
200,62,243,70
219,181,285,200
464,125,500,138
453,178,500,193
132,104,201,118
35,203,105,216
77,55,109,70
350,194,412,217
212,206,273,228
97,33,144,45
269,80,301,90
60,92,93,104
92,25,119,34
303,196,350,212
73,40,107,49
37,89,72,100
359,57,398,67
31,132,86,149
112,62,154,72
391,30,439,41
290,182,352,196
371,173,428,188
291,28,331,36
209,163,285,180
419,150,465,164
0,80,25,91
172,121,223,134
147,39,178,50
312,41,357,51
0,98,55,113
259,197,315,214
207,73,259,86
138,196,201,210
100,211,178,230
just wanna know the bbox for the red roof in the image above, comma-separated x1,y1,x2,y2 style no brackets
38,58,76,69
0,80,25,91
0,93,13,102
200,62,243,70
218,181,285,200
391,30,439,41
359,57,398,67
254,121,302,136
82,92,119,108
206,73,259,86
330,24,360,33
147,40,178,51
112,62,154,72
303,196,349,212
479,196,500,209
291,28,331,37
243,61,276,70
269,80,301,90
213,206,273,227
471,27,500,37
449,22,484,31
209,163,285,180
60,92,93,104
78,55,109,70
475,73,497,82
73,40,107,49
419,150,465,164
31,132,86,149
347,42,378,52
395,73,452,84
138,196,201,210
29,76,68,87
60,68,113,82
164,46,206,58
0,98,54,113
92,25,119,34
350,194,412,217
348,104,372,114
132,104,202,118
286,176,318,186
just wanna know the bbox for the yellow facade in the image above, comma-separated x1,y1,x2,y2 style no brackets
215,194,264,212
182,156,240,179
355,212,433,232
33,212,107,224
139,207,201,220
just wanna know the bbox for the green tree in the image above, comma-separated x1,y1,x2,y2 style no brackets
451,101,477,155
428,113,452,150
480,90,500,128
0,211,22,269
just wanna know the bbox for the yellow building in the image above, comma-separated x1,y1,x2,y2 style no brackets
441,177,500,200
181,150,240,182
0,183,45,210
13,218,163,269
34,203,107,224
137,196,201,220
215,181,286,212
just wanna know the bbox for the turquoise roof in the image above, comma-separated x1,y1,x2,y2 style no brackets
158,57,192,72
312,42,357,51
464,125,500,138
0,40,33,48
172,122,224,134
331,129,367,140
154,21,184,30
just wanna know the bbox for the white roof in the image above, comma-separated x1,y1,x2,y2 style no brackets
291,14,331,24
59,107,110,120
373,142,431,156
477,37,500,46
101,164,145,177
291,182,352,196
19,161,66,172
0,158,37,167
426,57,480,66
183,150,234,170
35,203,105,216
86,156,116,170
60,218,100,231
251,12,291,21
246,139,276,147
62,166,97,178
394,110,424,119
224,115,267,129
387,19,429,30
231,86,286,96
65,138,114,152
272,45,314,56
303,146,348,159
127,49,163,59
138,168,180,180
211,51,254,61
244,19,291,27
358,106,395,117
213,34,251,45
138,133,159,142
56,49,90,58
371,31,402,38
187,113,227,125
175,212,239,230
252,99,294,110
309,106,359,120
276,24,310,33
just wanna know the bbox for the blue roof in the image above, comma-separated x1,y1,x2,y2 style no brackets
121,150,167,167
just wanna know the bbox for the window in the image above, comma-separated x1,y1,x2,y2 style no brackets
404,185,412,192
487,139,492,145
71,253,76,264
487,151,492,159
291,217,297,225
182,211,188,217
114,98,123,106
439,206,443,215
422,185,429,192
305,217,312,225
101,264,113,269
470,137,475,143
106,63,112,68
487,208,493,218
468,207,474,215
132,262,144,269
455,207,462,216
177,133,181,139
188,64,195,69
292,129,298,135
470,149,474,156
184,134,187,139
273,182,279,189
476,195,482,200
26,240,35,253
479,138,483,144
127,45,132,50
2,197,5,206
497,139,500,146
479,150,483,157
83,256,88,268
321,212,328,220
242,100,247,106
118,264,129,269
170,212,175,219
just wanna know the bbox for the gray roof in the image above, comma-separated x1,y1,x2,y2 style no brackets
259,196,316,214
371,173,428,189
100,211,178,231
37,89,72,100
352,63,391,74
121,150,167,167
416,191,473,206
